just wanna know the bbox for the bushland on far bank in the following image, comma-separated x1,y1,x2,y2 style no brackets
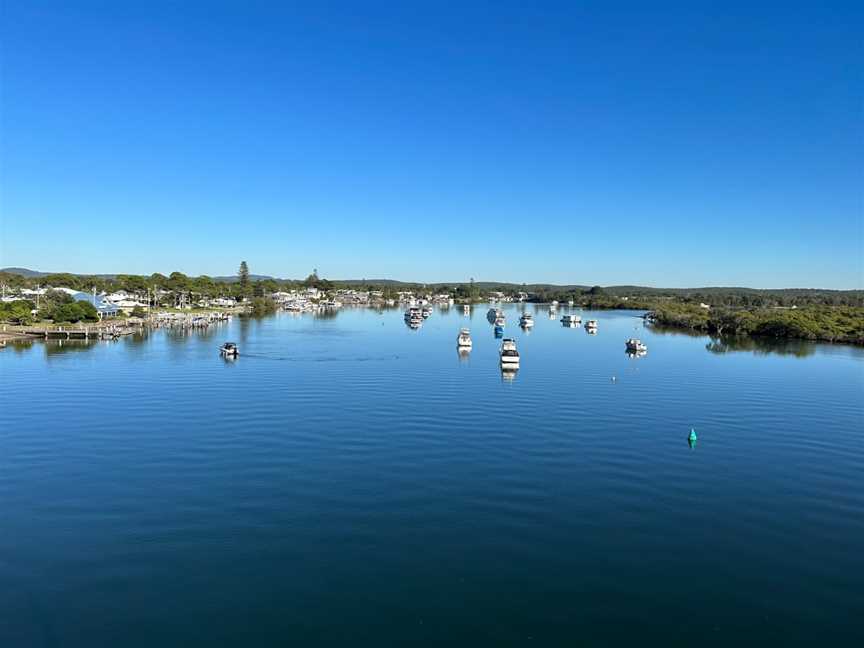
647,303,864,345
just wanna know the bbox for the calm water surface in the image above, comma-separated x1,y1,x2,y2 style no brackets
2,305,862,646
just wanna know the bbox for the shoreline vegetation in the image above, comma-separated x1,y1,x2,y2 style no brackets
645,304,863,346
1,267,861,346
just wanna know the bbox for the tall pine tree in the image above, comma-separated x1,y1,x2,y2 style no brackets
238,261,250,294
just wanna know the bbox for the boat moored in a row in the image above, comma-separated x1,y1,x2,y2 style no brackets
499,338,520,368
404,307,423,328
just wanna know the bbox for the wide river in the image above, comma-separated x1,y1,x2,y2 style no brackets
2,305,862,647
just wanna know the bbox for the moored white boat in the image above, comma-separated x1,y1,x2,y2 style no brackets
625,338,647,352
404,307,423,328
499,338,520,368
219,342,239,357
457,328,472,348
519,312,534,328
561,314,581,327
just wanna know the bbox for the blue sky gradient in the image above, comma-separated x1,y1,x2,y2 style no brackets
1,1,861,287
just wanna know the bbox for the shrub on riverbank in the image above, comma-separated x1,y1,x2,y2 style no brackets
51,300,100,323
0,300,36,325
245,297,277,317
647,304,864,345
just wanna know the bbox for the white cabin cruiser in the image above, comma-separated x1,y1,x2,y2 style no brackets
404,308,423,328
585,319,599,331
463,304,470,316
561,314,582,326
519,312,534,328
457,328,472,348
499,338,520,368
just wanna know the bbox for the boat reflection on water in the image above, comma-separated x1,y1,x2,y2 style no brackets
457,348,471,362
500,367,518,382
626,349,647,359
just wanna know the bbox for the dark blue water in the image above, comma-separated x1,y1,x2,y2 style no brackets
2,305,863,646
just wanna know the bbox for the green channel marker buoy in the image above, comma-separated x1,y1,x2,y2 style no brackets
688,428,698,447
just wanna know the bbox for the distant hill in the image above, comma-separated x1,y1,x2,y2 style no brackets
1,267,121,279
0,267,49,277
334,279,413,286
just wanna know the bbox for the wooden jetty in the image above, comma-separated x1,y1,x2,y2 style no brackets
21,324,141,340
9,310,229,341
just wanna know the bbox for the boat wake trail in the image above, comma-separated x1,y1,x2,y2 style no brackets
236,353,401,363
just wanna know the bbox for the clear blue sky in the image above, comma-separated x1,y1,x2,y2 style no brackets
1,1,861,288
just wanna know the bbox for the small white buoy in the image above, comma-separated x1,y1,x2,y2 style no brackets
611,376,617,382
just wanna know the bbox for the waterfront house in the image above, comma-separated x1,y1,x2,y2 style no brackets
72,292,120,318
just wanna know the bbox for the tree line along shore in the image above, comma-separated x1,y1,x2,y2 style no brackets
1,266,861,346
